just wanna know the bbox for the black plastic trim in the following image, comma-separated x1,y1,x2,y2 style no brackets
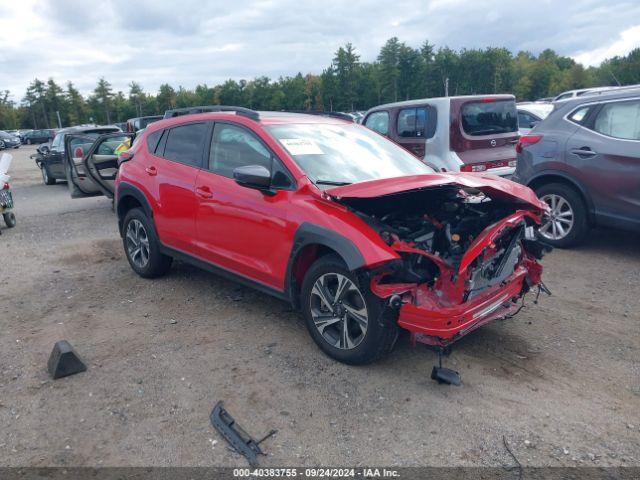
284,222,366,307
116,182,154,235
161,245,289,302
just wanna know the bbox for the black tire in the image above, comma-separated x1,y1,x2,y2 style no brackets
26,139,32,145
535,183,589,248
300,254,398,365
41,165,56,185
0,141,4,150
3,212,16,228
122,208,172,278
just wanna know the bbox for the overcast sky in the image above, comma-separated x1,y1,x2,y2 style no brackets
1,0,639,101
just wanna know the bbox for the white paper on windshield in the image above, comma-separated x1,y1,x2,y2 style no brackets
280,138,324,155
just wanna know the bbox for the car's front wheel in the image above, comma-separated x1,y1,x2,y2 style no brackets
122,208,172,278
0,140,4,150
300,254,398,365
535,183,588,248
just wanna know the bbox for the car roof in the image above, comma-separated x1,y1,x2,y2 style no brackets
55,125,121,135
366,94,515,112
517,103,554,117
558,87,640,109
145,111,352,132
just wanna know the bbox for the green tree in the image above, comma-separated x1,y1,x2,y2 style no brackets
93,78,114,123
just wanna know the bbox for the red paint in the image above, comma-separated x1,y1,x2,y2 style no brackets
116,111,546,346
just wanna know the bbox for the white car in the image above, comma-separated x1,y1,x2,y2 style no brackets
517,102,554,134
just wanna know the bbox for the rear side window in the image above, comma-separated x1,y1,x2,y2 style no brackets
397,108,427,137
461,100,517,136
365,111,389,135
146,129,163,153
568,106,590,125
593,100,640,140
162,122,208,166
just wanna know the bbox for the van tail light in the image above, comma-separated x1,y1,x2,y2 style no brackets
516,134,543,154
74,147,84,158
481,97,497,103
460,163,487,173
118,151,134,165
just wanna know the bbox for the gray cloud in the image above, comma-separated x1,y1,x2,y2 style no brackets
1,0,639,101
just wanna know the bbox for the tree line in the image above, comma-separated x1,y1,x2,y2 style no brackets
1,38,639,130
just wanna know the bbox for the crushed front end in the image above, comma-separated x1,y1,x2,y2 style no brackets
329,176,551,348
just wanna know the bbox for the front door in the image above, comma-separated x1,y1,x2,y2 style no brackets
194,122,294,290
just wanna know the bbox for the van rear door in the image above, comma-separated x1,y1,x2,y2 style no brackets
450,97,519,176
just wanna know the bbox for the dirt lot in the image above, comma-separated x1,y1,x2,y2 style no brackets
0,145,638,468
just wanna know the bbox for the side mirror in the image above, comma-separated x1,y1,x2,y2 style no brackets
38,145,50,155
233,165,274,194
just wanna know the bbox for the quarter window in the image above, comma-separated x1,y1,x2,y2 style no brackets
397,108,427,137
146,129,163,153
364,111,389,136
162,122,208,166
593,100,640,140
568,107,590,124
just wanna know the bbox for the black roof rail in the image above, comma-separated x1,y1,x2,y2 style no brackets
163,105,260,121
283,110,355,122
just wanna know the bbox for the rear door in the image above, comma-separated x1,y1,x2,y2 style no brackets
565,98,640,229
64,132,133,198
392,106,436,159
452,97,519,174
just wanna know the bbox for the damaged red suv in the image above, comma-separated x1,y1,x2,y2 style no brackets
67,106,550,365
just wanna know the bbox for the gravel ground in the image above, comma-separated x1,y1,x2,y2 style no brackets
0,145,638,468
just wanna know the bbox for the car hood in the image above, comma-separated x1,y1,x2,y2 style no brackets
325,173,546,211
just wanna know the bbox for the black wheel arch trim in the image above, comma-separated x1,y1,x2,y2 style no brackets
116,182,155,236
527,170,595,222
285,222,367,308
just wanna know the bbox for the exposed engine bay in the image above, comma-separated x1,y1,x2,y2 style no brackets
340,185,546,305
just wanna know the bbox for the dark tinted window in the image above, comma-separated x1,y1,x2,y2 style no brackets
364,111,389,135
163,122,208,166
397,108,427,137
209,123,272,178
139,117,161,129
146,129,163,153
593,100,640,140
518,111,538,128
461,100,517,136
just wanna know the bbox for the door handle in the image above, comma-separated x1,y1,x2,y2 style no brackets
195,186,213,199
145,166,157,176
570,147,597,158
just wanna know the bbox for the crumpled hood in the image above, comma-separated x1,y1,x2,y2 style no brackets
325,172,546,211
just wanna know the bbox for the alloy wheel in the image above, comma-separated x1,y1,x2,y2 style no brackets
309,273,368,350
125,219,150,269
539,193,574,240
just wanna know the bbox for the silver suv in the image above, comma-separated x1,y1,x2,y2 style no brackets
513,89,640,247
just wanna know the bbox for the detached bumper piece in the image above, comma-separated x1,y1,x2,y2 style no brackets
210,401,277,468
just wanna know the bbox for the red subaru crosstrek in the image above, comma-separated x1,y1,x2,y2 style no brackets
63,106,550,366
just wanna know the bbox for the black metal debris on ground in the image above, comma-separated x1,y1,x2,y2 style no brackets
210,400,277,468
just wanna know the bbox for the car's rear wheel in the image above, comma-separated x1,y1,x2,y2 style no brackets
41,165,56,185
300,254,398,365
26,139,32,145
0,140,5,150
535,183,588,248
122,208,172,278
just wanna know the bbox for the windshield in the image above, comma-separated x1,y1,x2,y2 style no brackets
266,123,433,186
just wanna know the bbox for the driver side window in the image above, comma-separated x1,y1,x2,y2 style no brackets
209,123,272,178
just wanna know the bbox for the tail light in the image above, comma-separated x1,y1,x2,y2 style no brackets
461,164,487,173
516,134,543,154
74,146,84,158
2,182,9,190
